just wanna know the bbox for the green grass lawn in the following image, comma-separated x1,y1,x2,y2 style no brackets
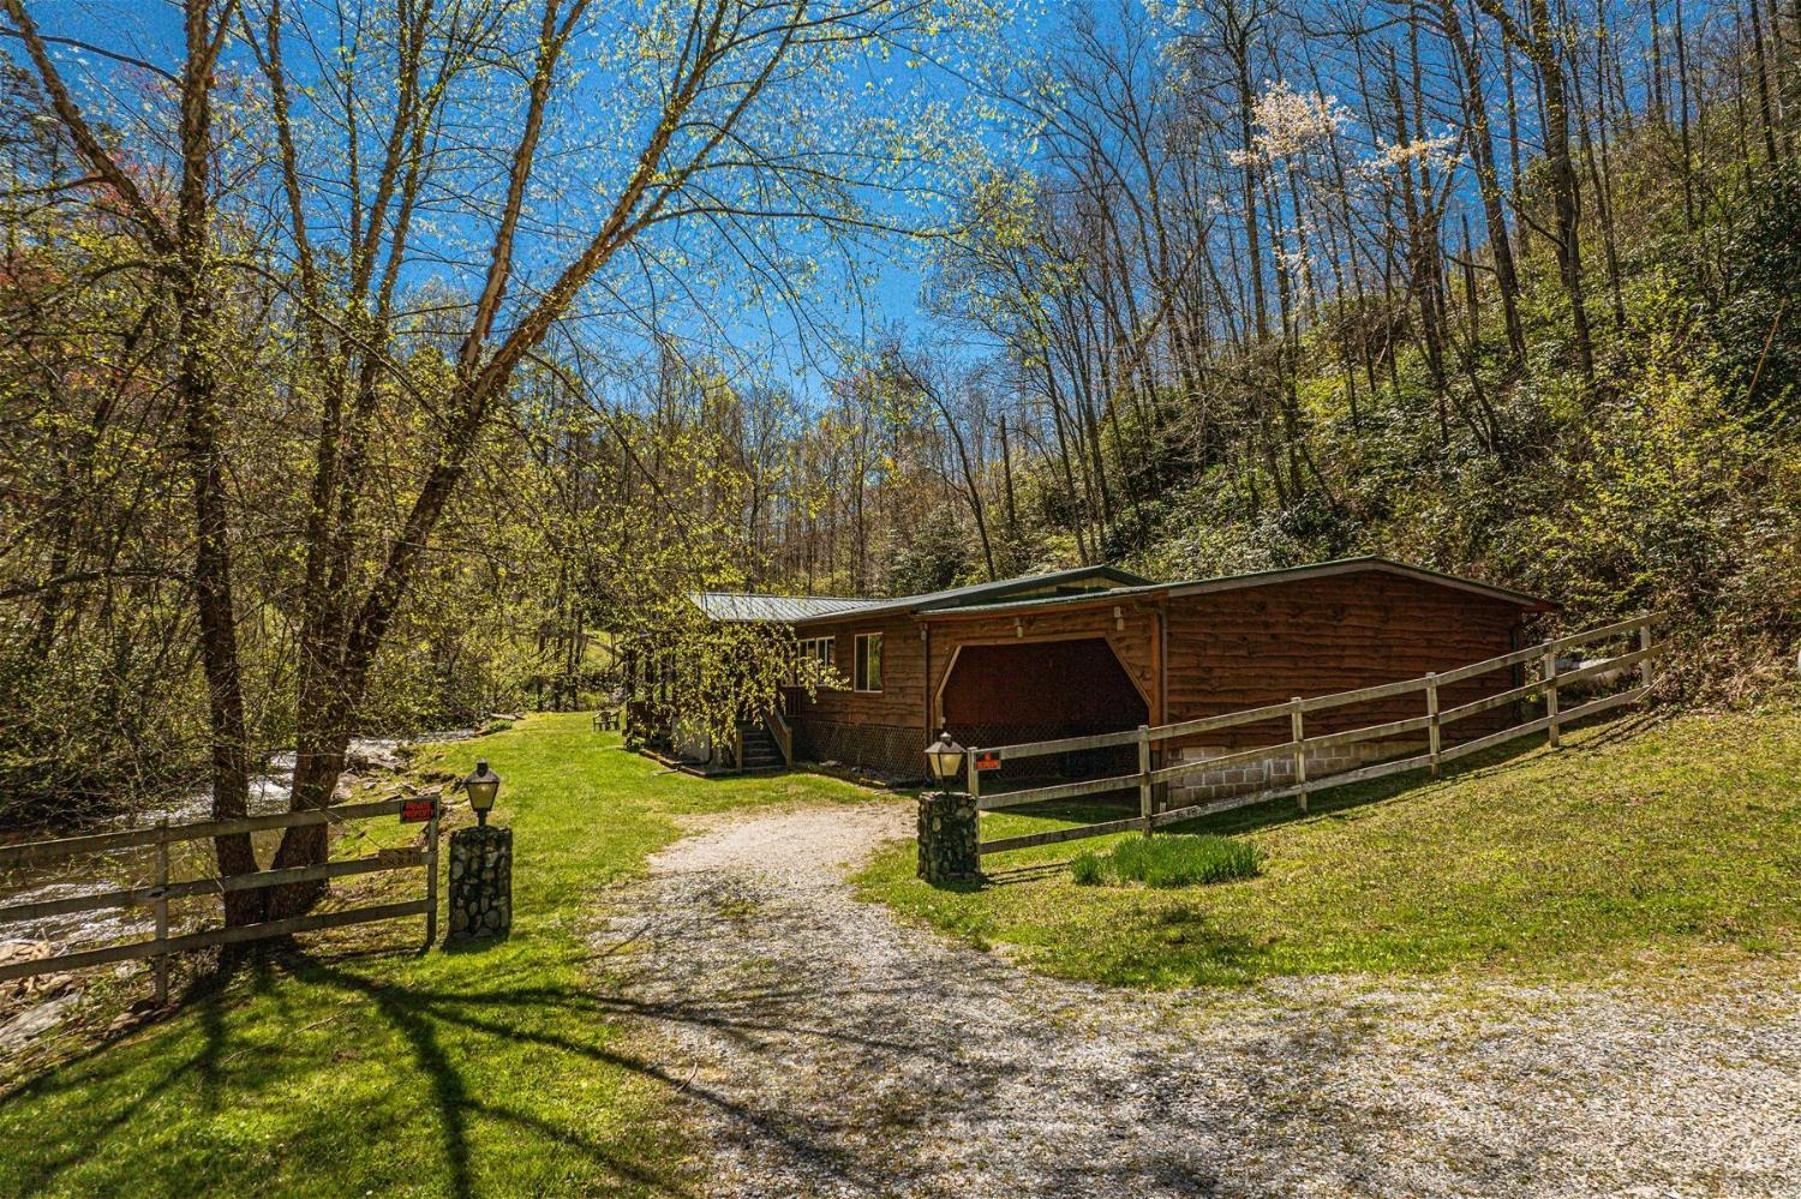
5,708,1797,1194
858,708,1801,987
0,713,874,1198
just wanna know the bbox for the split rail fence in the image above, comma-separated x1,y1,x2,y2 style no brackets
968,614,1658,856
0,796,442,1001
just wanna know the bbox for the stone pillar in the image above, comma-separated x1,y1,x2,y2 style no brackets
916,791,980,886
448,825,512,943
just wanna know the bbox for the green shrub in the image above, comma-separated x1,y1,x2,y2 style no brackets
1071,850,1105,886
1069,834,1262,888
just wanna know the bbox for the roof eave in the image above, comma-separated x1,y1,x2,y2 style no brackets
1164,556,1557,611
909,564,1152,613
919,557,1555,619
783,563,1154,625
917,585,1169,620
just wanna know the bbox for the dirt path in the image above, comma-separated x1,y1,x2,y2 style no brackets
593,803,1801,1197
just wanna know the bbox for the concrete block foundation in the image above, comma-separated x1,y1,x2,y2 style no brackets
1168,740,1427,804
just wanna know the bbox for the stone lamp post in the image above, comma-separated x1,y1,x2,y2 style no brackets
449,759,512,944
917,730,981,886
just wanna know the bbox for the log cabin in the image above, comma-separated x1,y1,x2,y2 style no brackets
641,556,1556,801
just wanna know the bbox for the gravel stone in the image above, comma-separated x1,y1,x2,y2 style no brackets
593,802,1801,1198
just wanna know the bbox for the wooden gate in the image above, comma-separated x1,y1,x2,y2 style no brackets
0,795,442,1001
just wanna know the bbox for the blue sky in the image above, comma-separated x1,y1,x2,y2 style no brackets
20,0,1072,401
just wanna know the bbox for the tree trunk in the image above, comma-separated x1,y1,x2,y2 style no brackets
1480,0,1597,385
1446,0,1527,364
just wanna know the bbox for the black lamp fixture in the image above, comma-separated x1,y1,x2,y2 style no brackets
924,730,966,790
463,760,501,826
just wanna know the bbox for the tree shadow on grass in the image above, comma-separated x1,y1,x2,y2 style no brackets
282,952,947,1199
0,947,687,1197
0,952,286,1196
1090,900,1277,986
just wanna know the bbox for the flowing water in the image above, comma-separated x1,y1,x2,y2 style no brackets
0,738,423,951
0,731,483,1051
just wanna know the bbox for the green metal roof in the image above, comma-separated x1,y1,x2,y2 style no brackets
692,564,1151,626
916,556,1555,618
692,593,881,623
694,557,1552,627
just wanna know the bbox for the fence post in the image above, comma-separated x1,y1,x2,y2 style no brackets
966,746,981,807
1426,671,1441,778
1637,619,1655,692
1543,649,1561,748
423,798,440,952
152,817,169,1006
1290,698,1308,813
1137,725,1152,835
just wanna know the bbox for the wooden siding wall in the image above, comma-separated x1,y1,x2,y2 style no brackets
783,613,926,774
783,613,924,726
1163,570,1526,750
776,568,1533,773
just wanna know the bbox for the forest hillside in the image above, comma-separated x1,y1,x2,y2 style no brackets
1,0,1797,828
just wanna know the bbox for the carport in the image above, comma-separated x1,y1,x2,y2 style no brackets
934,637,1149,781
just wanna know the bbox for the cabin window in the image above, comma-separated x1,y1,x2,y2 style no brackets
853,633,883,693
794,636,835,682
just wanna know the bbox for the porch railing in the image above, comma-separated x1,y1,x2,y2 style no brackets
765,706,794,767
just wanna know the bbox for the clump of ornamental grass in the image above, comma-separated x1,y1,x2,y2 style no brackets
1071,834,1263,888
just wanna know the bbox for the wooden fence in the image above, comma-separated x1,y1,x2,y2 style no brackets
968,614,1658,856
0,796,442,1001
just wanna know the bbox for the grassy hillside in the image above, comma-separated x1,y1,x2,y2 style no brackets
0,714,874,1198
858,709,1801,987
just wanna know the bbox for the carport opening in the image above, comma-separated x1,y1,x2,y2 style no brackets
940,638,1148,782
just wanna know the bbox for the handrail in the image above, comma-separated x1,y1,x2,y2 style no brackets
765,706,794,767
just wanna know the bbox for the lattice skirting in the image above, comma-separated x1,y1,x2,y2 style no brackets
791,720,925,780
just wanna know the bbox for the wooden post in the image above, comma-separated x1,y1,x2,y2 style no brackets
1544,649,1561,748
1637,619,1655,691
1137,725,1152,835
966,747,981,806
152,817,169,1006
1290,698,1308,814
1426,671,1441,778
423,800,440,952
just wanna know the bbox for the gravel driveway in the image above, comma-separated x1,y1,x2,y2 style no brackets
593,802,1801,1197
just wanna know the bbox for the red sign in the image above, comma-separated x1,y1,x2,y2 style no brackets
399,796,439,824
975,752,1002,772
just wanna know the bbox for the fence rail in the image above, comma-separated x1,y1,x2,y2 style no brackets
971,614,1657,856
0,796,441,997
